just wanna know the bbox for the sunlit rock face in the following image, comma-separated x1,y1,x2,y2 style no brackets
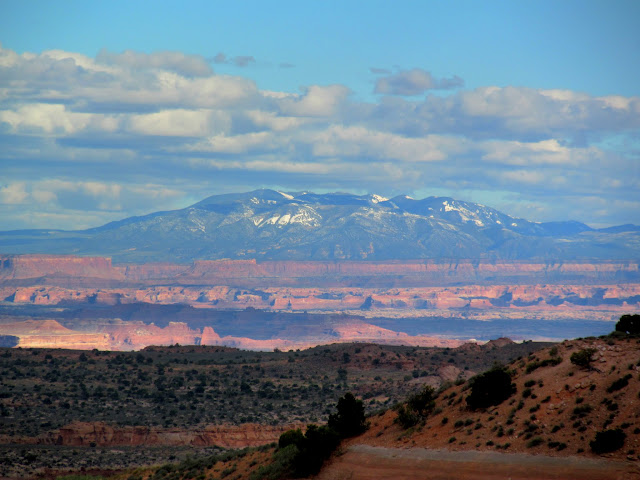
1,254,638,351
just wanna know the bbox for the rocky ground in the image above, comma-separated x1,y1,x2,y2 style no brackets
5,334,640,479
315,334,640,480
353,336,640,460
0,339,550,478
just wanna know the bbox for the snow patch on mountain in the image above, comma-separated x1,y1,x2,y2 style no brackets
278,191,294,200
252,206,321,228
186,209,207,233
442,200,485,226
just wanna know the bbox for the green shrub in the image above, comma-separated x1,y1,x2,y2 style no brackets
396,386,436,429
466,367,516,410
590,429,626,454
570,349,596,369
268,424,341,478
251,444,298,480
296,424,340,475
615,314,640,335
572,404,593,418
525,356,562,374
526,437,543,448
328,392,367,437
607,374,632,393
551,423,564,433
278,428,304,449
407,386,436,417
395,404,419,429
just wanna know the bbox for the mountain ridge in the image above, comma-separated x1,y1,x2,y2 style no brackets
0,189,638,263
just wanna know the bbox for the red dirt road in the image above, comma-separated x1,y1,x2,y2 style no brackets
317,445,640,480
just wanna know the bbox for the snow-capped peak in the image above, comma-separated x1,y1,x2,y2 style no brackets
370,194,389,204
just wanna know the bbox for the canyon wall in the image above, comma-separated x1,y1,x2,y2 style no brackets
0,421,301,449
2,283,638,317
1,254,638,350
2,254,639,287
0,255,122,281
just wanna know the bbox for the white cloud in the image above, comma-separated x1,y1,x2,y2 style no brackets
0,44,639,229
0,183,28,204
96,49,213,77
278,85,351,117
480,139,601,167
0,104,92,134
32,190,57,204
187,157,333,175
187,131,279,154
456,86,640,134
128,109,229,137
245,110,308,131
311,125,466,163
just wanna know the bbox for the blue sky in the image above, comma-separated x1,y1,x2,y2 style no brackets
1,0,639,230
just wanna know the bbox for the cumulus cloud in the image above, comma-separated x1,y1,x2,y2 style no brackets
278,85,351,117
0,183,28,204
311,126,466,163
96,49,213,77
0,44,639,229
0,46,259,114
480,139,602,167
127,109,230,137
186,131,280,154
374,68,464,95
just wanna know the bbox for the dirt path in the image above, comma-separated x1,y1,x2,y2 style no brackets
317,445,640,480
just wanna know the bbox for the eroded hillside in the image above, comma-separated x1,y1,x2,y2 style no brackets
315,335,640,480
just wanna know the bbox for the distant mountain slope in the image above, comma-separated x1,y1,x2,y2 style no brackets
0,189,638,263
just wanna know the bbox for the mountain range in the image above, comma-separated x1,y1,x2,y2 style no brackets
1,189,638,263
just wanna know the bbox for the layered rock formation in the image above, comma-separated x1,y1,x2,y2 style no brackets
2,254,638,287
1,254,638,350
2,283,638,317
3,318,463,351
0,421,301,449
